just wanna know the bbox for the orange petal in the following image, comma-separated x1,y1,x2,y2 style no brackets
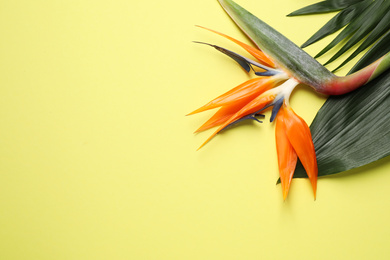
195,99,250,132
198,92,276,150
275,110,298,200
282,105,318,199
188,77,275,115
196,25,275,68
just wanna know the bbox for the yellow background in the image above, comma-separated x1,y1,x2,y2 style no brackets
1,0,390,259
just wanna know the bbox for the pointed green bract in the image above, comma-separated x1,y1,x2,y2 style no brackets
217,0,336,92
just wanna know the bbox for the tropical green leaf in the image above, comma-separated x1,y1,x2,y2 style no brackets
290,0,390,70
294,69,390,178
322,0,390,67
299,1,369,49
350,30,390,72
334,11,390,71
315,0,388,58
287,0,390,179
287,0,363,16
293,32,390,179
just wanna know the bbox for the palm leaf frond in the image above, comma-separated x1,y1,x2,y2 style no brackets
294,70,390,178
290,5,390,179
288,0,364,16
289,0,390,70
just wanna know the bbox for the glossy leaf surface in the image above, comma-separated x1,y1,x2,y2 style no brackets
288,0,363,16
286,0,390,178
294,54,390,178
290,0,390,70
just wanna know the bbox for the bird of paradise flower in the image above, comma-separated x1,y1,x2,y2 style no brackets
189,0,390,200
